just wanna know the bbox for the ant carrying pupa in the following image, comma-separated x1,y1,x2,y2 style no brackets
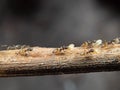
81,39,103,48
53,44,75,55
108,37,120,44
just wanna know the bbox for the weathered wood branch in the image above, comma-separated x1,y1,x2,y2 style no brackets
0,39,120,77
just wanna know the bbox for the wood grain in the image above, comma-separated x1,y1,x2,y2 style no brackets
0,41,120,77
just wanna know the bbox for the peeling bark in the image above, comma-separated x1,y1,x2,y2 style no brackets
0,39,120,77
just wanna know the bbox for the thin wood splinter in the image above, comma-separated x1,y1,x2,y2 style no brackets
0,38,120,77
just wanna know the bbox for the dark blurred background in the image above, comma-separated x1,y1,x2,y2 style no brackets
0,0,120,90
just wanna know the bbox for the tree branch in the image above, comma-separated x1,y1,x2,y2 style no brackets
0,39,120,77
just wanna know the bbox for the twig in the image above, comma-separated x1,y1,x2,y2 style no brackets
0,38,120,77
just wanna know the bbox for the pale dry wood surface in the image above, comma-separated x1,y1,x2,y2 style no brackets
0,38,120,77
